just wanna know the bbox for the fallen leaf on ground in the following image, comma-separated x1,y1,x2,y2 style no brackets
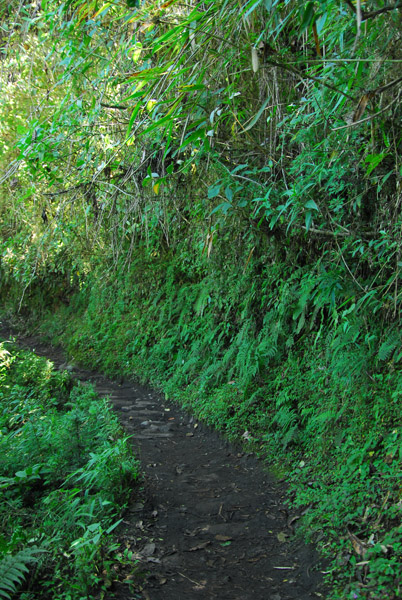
347,530,369,557
187,541,211,552
215,535,233,541
142,542,156,556
194,583,207,590
277,532,288,543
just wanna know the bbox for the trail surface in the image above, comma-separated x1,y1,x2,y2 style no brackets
6,330,326,600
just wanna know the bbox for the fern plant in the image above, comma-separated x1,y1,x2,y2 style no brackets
378,330,401,362
0,546,43,600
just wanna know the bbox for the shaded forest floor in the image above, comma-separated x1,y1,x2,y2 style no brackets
4,327,326,600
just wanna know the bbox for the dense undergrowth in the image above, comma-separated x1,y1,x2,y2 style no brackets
0,341,140,600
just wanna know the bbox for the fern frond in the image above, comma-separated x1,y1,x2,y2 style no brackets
273,404,298,432
0,547,43,599
281,424,298,449
378,331,400,362
194,285,211,316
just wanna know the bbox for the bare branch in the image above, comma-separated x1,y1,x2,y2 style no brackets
42,183,88,196
362,1,401,20
375,75,402,95
332,95,399,131
343,0,402,20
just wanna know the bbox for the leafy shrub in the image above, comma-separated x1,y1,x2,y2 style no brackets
0,342,140,599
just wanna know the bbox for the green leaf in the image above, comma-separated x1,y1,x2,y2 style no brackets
15,470,27,479
210,202,232,216
242,0,263,20
208,183,221,199
178,128,206,151
142,115,175,136
125,103,142,140
180,84,205,91
305,199,319,210
305,211,313,231
225,186,234,202
365,153,387,176
242,97,270,133
315,11,327,34
106,519,123,534
301,2,315,30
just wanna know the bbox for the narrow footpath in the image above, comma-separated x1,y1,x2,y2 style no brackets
9,331,326,600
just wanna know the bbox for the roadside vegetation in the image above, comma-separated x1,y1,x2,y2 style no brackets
1,0,402,597
0,341,139,599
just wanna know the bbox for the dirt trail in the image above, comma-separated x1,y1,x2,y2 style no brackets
7,331,326,600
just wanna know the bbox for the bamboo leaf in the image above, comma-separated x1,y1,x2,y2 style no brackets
242,0,263,20
301,2,315,30
305,211,313,231
241,98,270,133
125,103,142,140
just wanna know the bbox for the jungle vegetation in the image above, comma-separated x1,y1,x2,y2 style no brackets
1,0,402,597
0,341,139,599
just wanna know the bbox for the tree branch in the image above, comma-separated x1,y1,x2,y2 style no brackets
375,75,402,95
344,0,402,20
332,95,399,131
42,183,88,196
302,226,377,240
362,1,401,20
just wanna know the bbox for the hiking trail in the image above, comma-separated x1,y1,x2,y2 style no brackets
9,330,326,600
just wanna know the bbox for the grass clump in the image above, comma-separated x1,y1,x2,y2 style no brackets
0,340,140,600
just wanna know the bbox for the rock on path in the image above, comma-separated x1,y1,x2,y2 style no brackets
6,332,326,600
